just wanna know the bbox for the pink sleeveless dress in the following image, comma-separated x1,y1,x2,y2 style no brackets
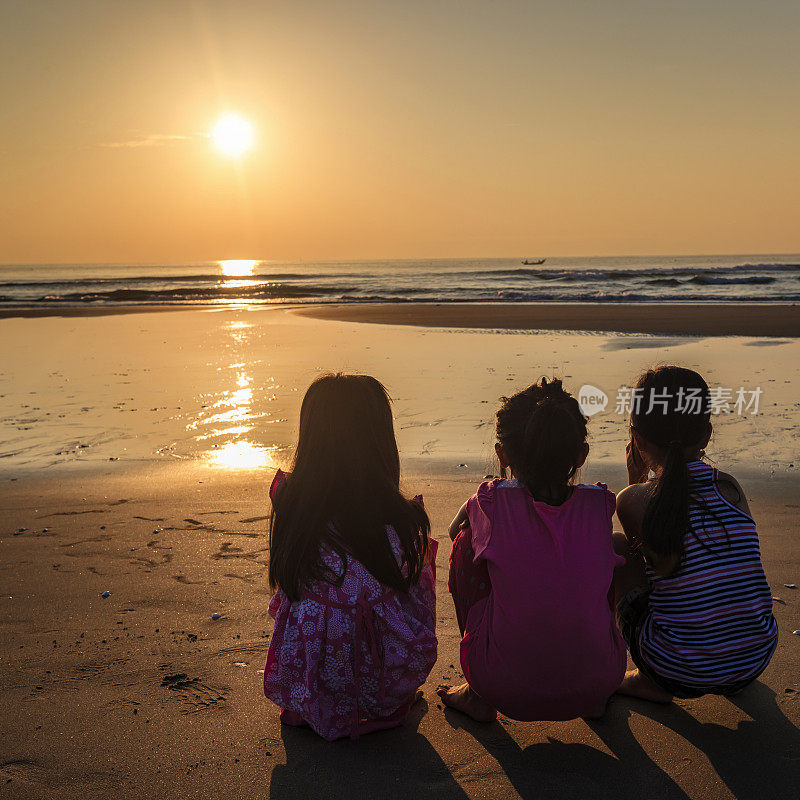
263,471,438,741
460,479,626,720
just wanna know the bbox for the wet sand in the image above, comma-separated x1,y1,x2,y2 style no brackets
297,302,800,337
2,305,799,473
3,302,800,339
1,306,799,798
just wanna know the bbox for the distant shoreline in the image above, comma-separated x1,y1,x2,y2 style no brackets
2,301,800,336
295,302,800,337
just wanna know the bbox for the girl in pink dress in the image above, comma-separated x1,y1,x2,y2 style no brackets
437,378,626,722
264,373,437,741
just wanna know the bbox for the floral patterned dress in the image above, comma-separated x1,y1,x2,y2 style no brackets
263,473,438,741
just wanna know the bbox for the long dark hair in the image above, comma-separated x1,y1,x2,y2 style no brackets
496,377,588,505
632,366,711,567
269,373,430,601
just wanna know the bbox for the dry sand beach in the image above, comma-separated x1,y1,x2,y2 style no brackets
2,305,799,799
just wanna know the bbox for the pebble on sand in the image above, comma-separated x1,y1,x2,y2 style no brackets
785,583,798,589
101,591,111,598
211,612,222,620
793,630,800,636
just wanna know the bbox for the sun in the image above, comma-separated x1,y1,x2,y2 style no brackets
211,113,255,157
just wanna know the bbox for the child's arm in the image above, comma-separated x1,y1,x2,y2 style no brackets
448,501,469,541
617,484,679,576
616,484,645,550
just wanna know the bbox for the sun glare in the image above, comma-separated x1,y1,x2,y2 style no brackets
211,113,255,157
204,440,275,470
219,259,259,277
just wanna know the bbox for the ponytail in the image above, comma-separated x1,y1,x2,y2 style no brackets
631,366,711,571
641,440,690,563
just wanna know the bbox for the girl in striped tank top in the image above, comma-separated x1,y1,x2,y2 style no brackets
614,366,777,702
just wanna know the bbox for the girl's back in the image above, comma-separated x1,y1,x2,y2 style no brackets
462,478,625,720
265,518,437,741
640,460,777,689
264,374,437,740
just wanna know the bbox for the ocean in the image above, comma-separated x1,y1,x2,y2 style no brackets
1,254,799,308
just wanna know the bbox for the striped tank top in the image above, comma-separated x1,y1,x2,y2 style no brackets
639,460,777,689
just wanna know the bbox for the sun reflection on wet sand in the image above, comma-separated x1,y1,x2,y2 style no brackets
204,440,276,470
186,318,288,470
195,425,251,441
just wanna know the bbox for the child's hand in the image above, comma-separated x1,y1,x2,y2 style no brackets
450,519,470,542
626,440,648,484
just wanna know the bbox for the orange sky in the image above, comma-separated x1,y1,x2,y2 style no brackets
1,1,799,263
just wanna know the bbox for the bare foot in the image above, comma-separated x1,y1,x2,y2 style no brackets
616,669,673,704
436,682,497,722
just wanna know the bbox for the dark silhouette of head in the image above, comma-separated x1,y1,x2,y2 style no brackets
269,373,429,601
495,377,589,505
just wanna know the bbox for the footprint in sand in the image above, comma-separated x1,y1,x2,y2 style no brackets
173,574,205,585
160,671,228,714
0,759,46,786
146,539,171,549
40,509,104,518
212,542,269,561
38,499,129,519
133,551,173,568
219,641,270,655
59,534,112,547
224,573,256,584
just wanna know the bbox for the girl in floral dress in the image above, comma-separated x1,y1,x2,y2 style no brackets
264,373,438,741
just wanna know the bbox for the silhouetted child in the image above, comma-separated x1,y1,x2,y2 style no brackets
437,378,625,721
615,366,777,702
264,374,437,740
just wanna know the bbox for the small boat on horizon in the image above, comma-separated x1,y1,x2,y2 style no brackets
521,258,546,265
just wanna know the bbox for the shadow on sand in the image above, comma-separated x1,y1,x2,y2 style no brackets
269,698,469,800
441,681,799,799
593,681,800,800
269,682,799,799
